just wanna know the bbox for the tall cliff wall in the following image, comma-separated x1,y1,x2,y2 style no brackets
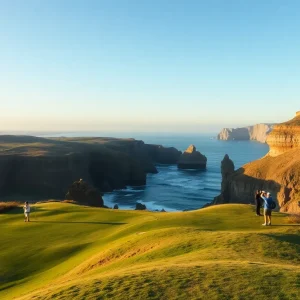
0,136,181,200
214,112,300,214
217,123,274,143
266,114,300,156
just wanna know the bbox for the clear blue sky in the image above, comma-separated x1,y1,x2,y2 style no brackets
1,0,299,133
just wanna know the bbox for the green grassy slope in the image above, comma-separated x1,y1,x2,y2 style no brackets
1,203,299,300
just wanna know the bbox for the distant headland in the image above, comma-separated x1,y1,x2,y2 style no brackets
217,123,275,143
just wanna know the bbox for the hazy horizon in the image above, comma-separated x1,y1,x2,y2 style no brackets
1,1,299,132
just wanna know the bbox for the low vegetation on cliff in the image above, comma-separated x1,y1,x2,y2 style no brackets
1,202,299,300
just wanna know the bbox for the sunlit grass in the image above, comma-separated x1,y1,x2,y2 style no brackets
0,203,299,300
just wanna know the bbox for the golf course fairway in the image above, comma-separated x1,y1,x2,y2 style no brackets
1,202,299,300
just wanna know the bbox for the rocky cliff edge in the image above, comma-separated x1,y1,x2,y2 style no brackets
214,112,300,214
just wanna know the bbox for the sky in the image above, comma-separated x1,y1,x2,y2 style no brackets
1,0,300,133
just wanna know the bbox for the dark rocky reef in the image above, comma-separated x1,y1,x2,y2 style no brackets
177,145,207,169
0,135,181,200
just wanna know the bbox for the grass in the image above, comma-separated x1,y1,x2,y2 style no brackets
287,214,300,224
0,203,299,300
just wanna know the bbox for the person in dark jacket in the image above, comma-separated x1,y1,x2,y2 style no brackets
255,190,262,216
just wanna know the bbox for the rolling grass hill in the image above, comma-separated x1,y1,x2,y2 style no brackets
1,203,299,300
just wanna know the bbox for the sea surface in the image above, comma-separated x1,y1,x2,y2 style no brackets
41,132,269,211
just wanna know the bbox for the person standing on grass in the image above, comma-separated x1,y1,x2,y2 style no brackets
255,190,262,216
23,201,30,222
261,192,273,226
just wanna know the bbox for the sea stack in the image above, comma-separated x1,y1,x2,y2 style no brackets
177,145,207,169
213,154,235,204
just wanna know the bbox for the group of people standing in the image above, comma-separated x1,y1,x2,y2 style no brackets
255,190,274,226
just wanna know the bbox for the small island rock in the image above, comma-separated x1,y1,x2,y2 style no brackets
135,202,147,210
177,145,207,169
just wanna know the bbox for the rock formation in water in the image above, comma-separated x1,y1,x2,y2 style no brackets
213,112,300,214
177,145,207,169
217,123,275,143
135,202,147,210
213,154,235,204
0,136,181,200
65,179,104,207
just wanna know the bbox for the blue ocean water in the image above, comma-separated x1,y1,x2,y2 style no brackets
102,134,269,211
40,132,269,211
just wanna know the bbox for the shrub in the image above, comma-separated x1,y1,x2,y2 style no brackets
0,202,20,213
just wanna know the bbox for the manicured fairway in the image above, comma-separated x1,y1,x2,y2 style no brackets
1,203,299,300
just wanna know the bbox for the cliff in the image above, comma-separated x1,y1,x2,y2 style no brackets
0,136,181,200
214,112,300,214
217,123,274,143
266,112,300,156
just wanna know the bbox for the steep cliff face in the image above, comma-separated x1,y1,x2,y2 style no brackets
217,124,274,143
214,112,300,214
217,127,250,141
266,112,300,156
249,124,274,143
0,136,181,200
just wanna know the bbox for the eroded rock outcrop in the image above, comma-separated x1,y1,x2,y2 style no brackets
218,123,274,143
177,145,207,169
214,112,300,214
65,179,104,207
213,155,235,204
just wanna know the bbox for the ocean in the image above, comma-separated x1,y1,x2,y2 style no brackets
102,134,269,211
40,132,269,211
41,132,268,211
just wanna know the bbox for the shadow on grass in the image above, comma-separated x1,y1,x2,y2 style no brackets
30,221,126,225
270,224,300,227
265,234,300,246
